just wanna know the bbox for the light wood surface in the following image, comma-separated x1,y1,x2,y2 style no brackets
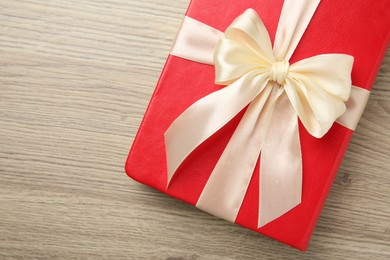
1,1,389,259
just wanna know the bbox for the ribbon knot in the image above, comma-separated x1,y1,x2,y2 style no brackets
270,61,289,85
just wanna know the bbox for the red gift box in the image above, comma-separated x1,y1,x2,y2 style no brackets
126,0,390,251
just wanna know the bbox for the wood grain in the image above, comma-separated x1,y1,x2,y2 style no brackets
0,0,389,259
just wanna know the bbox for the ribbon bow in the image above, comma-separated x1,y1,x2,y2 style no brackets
165,3,354,227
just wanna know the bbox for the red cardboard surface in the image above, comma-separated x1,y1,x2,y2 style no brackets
126,0,390,250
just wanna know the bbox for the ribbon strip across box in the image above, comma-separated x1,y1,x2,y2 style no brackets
126,0,390,250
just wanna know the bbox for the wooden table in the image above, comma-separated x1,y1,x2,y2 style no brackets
1,1,389,259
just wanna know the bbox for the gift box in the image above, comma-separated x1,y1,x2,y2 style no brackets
125,0,390,251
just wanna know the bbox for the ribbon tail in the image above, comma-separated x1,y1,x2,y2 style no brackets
196,84,282,223
165,72,269,186
259,92,302,228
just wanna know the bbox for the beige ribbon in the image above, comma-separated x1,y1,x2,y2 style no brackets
165,0,370,227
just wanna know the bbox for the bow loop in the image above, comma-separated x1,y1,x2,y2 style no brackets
286,54,354,137
214,9,274,85
225,9,274,63
289,54,353,100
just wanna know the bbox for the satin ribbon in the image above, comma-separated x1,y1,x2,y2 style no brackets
165,0,370,227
